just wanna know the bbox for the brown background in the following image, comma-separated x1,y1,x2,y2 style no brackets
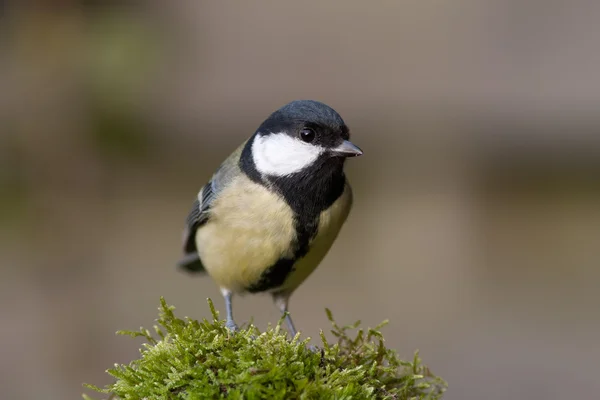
1,1,599,399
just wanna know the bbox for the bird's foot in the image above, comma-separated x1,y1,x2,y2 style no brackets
225,320,239,332
307,344,320,353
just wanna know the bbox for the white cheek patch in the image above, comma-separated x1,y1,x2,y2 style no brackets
252,133,325,176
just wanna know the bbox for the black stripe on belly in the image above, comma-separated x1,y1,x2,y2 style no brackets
240,139,347,293
246,258,295,293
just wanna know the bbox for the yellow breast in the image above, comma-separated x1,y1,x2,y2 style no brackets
196,176,353,294
195,175,296,293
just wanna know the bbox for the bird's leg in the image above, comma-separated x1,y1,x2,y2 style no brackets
273,292,319,352
221,288,238,331
272,292,297,337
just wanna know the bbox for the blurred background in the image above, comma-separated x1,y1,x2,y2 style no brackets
1,1,599,399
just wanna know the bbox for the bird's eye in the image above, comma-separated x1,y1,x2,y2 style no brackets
299,128,316,143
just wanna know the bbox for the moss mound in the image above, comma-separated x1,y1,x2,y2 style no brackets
84,298,446,399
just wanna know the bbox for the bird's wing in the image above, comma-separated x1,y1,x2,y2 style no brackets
177,181,215,273
177,140,248,273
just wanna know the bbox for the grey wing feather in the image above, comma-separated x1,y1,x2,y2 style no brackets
176,142,246,274
177,182,215,273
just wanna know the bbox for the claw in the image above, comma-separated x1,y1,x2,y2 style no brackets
225,320,239,332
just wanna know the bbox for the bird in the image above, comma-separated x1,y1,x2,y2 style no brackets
177,100,362,337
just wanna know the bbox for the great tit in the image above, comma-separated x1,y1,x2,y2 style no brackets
177,100,362,336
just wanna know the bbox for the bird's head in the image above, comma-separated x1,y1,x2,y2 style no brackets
251,100,362,177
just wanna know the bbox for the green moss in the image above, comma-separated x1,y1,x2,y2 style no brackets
84,298,446,399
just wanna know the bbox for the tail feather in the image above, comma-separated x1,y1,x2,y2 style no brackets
177,253,206,274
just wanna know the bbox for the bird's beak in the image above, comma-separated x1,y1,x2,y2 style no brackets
331,140,363,157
